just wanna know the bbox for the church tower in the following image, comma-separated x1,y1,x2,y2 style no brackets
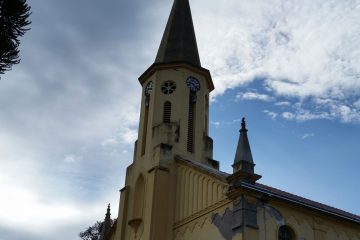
109,1,360,240
136,0,215,167
114,0,216,239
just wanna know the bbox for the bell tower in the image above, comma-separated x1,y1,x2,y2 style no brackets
135,0,215,168
115,0,215,239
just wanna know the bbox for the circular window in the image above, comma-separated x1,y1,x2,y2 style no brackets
161,81,176,95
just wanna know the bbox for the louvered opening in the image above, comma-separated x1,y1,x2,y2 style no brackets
141,100,149,156
187,101,195,153
163,101,171,123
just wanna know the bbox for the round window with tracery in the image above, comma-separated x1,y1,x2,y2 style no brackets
161,81,176,95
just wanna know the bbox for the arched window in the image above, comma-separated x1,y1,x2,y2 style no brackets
278,225,295,240
133,175,145,219
163,101,171,123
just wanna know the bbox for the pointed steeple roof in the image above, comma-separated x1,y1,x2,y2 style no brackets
99,204,112,240
155,0,201,67
233,117,254,171
227,118,261,185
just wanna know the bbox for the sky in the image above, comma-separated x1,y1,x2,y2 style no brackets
0,0,359,239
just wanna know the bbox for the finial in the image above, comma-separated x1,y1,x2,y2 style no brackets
240,117,247,132
106,204,111,215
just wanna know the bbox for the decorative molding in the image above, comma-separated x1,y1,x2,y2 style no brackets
174,215,213,239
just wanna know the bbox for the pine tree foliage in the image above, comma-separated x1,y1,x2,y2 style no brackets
0,0,31,76
79,219,115,240
79,221,103,240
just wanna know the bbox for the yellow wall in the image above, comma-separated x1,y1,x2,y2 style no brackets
136,65,213,168
257,199,360,240
174,164,227,223
172,173,360,240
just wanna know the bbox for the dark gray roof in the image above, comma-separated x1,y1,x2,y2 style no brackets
234,118,254,166
155,0,201,67
245,182,360,224
175,155,228,180
175,156,360,224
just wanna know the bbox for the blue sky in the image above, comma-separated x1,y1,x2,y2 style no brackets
0,0,359,239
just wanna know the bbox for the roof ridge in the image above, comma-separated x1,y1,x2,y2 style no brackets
254,183,360,221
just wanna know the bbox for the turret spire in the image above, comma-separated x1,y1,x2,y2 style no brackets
227,118,261,185
233,117,254,171
99,204,112,240
155,0,201,67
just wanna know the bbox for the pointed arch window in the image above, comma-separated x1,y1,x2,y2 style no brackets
163,101,171,123
278,225,295,240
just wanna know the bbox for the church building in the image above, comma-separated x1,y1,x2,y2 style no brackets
100,0,360,239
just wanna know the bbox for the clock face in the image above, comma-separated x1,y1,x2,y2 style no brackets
145,81,153,96
186,76,200,92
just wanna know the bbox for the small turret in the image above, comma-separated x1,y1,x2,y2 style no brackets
99,204,112,240
227,118,261,185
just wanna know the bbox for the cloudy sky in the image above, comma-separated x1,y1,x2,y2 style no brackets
1,0,359,239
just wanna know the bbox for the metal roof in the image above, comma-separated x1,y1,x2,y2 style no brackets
176,155,360,224
155,0,201,67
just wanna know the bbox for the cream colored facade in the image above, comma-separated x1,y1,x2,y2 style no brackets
102,0,360,239
109,151,360,240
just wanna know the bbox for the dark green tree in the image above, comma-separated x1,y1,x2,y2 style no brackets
79,219,116,240
79,221,103,240
0,0,31,76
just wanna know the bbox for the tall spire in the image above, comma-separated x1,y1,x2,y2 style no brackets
228,118,261,185
99,204,112,240
155,0,201,67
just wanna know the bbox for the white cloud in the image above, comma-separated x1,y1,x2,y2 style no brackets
302,133,315,140
0,173,115,236
275,98,360,123
332,104,360,123
211,121,221,127
0,1,144,238
264,110,278,120
354,99,360,109
0,132,124,238
64,154,82,163
102,127,138,147
236,91,273,101
282,112,295,120
195,0,360,123
119,127,138,145
275,101,291,107
282,109,332,122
